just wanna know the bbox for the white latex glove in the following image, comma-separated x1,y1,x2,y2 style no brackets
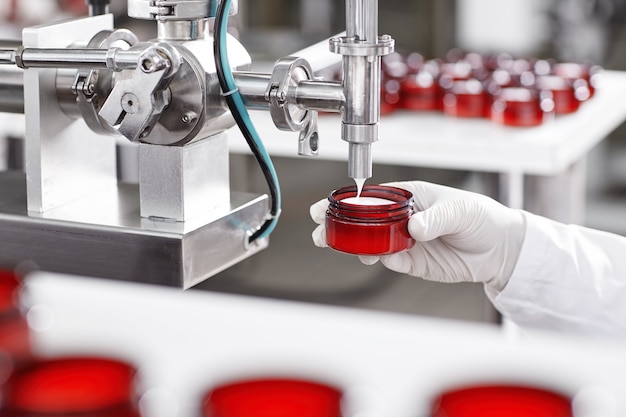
310,181,526,290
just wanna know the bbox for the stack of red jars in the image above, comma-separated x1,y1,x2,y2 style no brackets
382,49,600,127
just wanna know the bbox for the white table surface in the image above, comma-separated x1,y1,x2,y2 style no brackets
228,70,626,177
23,272,626,417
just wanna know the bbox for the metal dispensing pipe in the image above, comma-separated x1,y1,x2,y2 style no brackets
331,0,394,180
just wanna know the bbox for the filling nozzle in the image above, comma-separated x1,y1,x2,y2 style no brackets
348,142,372,180
345,123,377,180
332,0,393,181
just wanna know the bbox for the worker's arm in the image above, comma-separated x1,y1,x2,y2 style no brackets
487,212,626,337
311,180,626,337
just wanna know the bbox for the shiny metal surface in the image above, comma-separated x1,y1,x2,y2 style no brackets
139,132,230,221
71,29,139,134
157,19,209,40
99,42,181,143
266,57,314,133
127,0,238,20
233,73,344,113
9,48,142,70
334,0,394,180
23,14,118,213
0,171,268,288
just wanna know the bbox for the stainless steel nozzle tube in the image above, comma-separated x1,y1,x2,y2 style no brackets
331,0,394,180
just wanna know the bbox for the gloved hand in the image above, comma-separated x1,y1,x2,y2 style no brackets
310,181,527,290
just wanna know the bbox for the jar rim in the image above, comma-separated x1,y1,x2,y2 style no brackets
328,185,413,211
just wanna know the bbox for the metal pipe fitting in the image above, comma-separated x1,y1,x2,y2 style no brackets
157,19,209,40
333,0,394,180
233,72,344,113
2,47,143,71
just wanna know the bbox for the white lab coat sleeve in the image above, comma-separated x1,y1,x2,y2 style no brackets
484,211,626,337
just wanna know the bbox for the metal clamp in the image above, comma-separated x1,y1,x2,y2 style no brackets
265,56,314,133
329,34,395,57
73,29,139,136
127,0,238,20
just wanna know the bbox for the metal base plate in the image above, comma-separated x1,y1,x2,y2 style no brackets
0,171,268,288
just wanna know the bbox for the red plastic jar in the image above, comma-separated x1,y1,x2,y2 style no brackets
535,75,581,114
401,71,442,111
431,384,572,417
326,184,415,256
442,79,490,118
202,378,343,417
0,356,141,417
553,62,602,97
490,87,547,127
0,268,32,367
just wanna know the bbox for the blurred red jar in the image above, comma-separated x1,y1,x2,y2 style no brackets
442,79,490,118
202,378,343,417
0,268,32,367
0,356,141,417
401,71,441,111
553,62,600,98
431,384,572,417
535,75,582,114
381,78,402,116
490,87,547,127
326,184,415,256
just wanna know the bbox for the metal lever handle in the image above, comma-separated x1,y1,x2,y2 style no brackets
98,43,181,143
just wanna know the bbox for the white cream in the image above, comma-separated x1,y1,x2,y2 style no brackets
354,177,366,198
342,196,395,205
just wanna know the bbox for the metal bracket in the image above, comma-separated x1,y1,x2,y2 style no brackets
298,111,319,157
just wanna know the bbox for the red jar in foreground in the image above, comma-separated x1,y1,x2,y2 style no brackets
431,384,572,417
326,185,415,256
202,378,343,417
0,268,32,367
0,356,141,417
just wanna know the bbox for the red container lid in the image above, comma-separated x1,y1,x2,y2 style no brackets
1,356,139,414
432,384,572,417
203,378,343,417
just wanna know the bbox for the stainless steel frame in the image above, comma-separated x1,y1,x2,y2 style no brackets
0,0,392,288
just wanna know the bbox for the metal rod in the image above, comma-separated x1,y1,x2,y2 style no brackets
346,0,378,41
0,48,142,70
